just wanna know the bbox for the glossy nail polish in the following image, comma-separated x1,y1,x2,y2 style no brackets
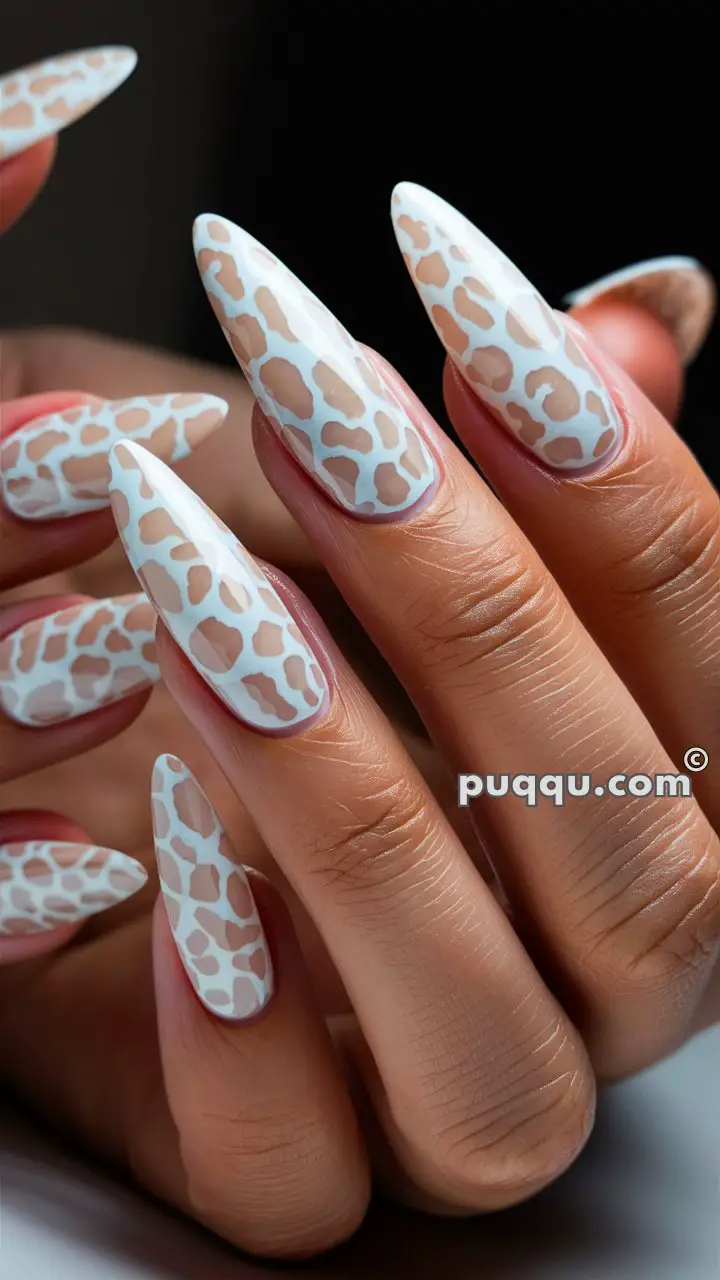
0,47,137,160
109,441,328,732
564,257,716,364
152,754,273,1020
391,183,623,470
1,393,228,521
0,593,159,726
0,841,147,935
193,214,437,517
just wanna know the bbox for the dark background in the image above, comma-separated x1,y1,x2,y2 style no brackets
2,0,717,475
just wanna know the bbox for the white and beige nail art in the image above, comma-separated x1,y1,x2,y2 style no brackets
0,593,159,726
152,754,273,1020
1,393,228,521
193,214,436,517
392,183,622,470
564,257,716,364
0,47,137,161
109,441,327,732
0,841,147,935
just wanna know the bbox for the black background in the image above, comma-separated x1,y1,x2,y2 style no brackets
2,0,717,475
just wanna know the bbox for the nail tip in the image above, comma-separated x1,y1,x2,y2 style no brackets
563,256,716,362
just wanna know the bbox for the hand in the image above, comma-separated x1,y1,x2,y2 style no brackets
2,142,717,1260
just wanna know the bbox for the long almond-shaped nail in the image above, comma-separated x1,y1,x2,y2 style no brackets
1,392,228,521
0,47,137,161
0,593,159,726
109,441,328,732
391,183,622,471
152,754,273,1019
564,257,716,365
193,213,437,517
0,841,147,935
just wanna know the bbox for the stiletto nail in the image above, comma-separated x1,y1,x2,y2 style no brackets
1,393,228,521
152,754,273,1020
564,257,716,364
0,841,146,935
392,183,622,471
0,47,137,161
0,593,159,726
109,441,328,733
193,214,437,518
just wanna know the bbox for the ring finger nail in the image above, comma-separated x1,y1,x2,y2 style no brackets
1,393,228,521
0,593,159,726
109,441,328,733
391,182,622,470
152,754,273,1020
0,841,147,934
193,214,437,518
564,257,716,364
0,47,137,161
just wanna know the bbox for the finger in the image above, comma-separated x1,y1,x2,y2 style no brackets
0,807,146,960
109,440,594,1213
188,211,720,1078
0,329,316,574
0,47,136,162
151,757,369,1258
0,139,56,234
564,256,716,366
568,297,685,422
0,593,157,781
565,257,716,421
1,391,228,589
391,184,720,829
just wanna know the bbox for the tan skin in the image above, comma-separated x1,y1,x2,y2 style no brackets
1,142,718,1258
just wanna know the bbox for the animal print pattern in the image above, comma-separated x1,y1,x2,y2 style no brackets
109,441,328,733
193,214,437,517
0,840,147,935
152,754,273,1020
564,257,716,365
0,593,160,726
0,47,137,161
392,183,622,471
1,393,228,521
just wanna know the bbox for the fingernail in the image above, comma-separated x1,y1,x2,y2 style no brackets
563,257,716,365
0,841,146,935
152,754,273,1020
0,47,137,161
0,593,159,726
1,393,228,521
391,182,622,471
193,214,437,518
109,441,328,733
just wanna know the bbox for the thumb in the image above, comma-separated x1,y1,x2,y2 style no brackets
565,258,715,423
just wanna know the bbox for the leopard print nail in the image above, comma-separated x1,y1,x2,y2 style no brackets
392,183,622,470
0,47,137,160
193,214,437,517
152,754,273,1020
1,393,228,521
0,841,147,935
0,593,159,726
109,441,328,733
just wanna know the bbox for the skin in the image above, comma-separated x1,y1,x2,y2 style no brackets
1,144,718,1259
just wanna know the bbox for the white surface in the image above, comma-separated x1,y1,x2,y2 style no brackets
1,1027,719,1278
